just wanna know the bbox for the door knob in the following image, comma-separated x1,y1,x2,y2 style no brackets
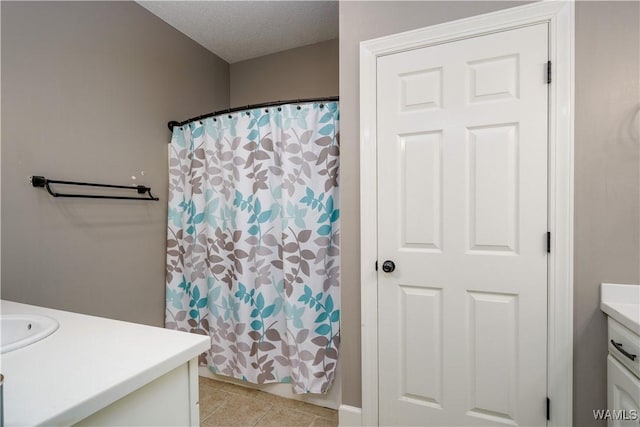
382,260,396,273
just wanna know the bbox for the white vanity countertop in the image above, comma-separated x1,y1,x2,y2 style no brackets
0,300,209,426
601,283,640,335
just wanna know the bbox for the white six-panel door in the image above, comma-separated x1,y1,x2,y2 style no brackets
377,23,549,426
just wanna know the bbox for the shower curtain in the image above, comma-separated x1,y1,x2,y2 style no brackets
165,101,340,394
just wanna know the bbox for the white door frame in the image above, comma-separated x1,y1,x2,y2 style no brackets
359,2,574,426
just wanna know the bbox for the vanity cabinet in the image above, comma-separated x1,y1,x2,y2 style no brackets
607,354,640,427
601,284,640,427
1,300,209,426
75,360,199,426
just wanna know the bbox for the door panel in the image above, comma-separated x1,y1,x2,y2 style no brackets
467,291,518,422
377,23,549,426
400,285,443,406
467,123,519,253
401,131,442,250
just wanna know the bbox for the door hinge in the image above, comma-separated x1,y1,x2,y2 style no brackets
546,61,552,84
547,232,551,253
546,397,550,420
375,260,378,271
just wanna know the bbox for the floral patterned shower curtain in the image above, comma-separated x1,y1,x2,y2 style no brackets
165,101,340,393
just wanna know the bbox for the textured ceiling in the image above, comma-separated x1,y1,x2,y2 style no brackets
137,1,338,63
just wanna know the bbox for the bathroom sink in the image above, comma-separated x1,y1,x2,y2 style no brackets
1,314,59,353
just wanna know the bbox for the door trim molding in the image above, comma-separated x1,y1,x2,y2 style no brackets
359,2,574,426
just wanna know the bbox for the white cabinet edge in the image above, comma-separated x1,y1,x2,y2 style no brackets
601,283,640,336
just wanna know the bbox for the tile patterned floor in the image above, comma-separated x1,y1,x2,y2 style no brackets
199,377,338,427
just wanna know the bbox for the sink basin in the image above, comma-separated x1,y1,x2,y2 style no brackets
1,314,59,353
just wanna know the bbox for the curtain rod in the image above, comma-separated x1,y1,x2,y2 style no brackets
167,96,339,133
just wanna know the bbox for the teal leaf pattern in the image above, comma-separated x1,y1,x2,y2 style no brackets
165,102,340,394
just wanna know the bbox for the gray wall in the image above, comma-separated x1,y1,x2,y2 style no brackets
574,2,639,425
339,3,640,425
230,39,338,108
1,1,230,326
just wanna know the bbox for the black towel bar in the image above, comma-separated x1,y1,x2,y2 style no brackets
30,176,159,201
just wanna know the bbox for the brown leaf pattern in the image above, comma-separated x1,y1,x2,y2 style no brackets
165,102,340,394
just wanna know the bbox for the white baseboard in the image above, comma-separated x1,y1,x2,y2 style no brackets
338,405,362,426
